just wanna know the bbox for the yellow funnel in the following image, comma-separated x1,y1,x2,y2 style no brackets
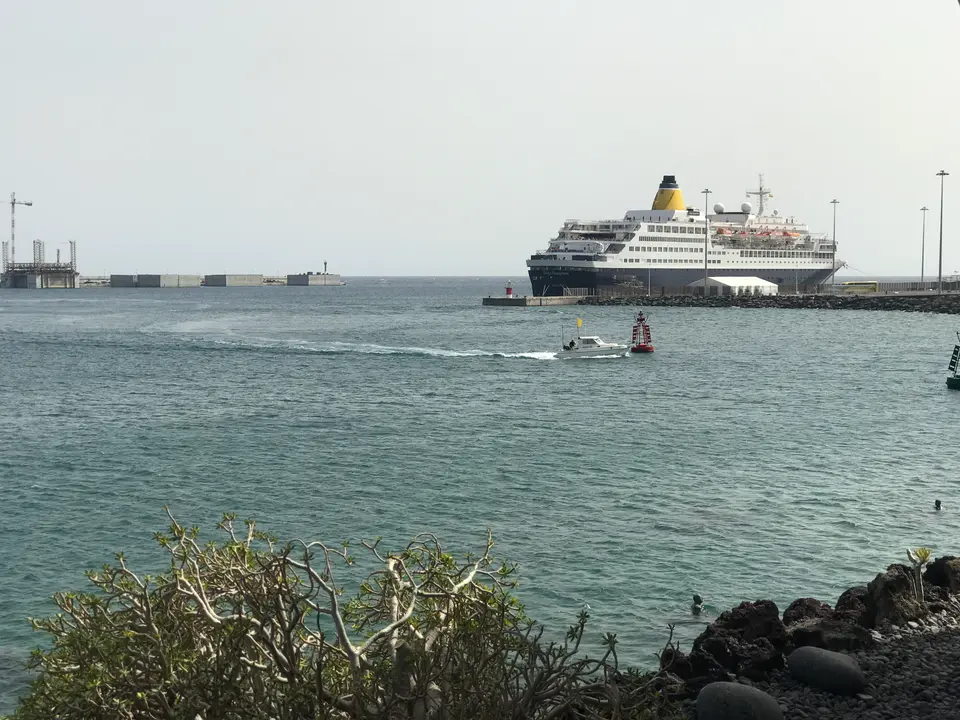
651,175,686,211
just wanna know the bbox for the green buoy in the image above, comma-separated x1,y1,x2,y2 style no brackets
948,335,960,390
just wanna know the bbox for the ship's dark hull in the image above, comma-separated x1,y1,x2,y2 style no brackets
527,266,836,296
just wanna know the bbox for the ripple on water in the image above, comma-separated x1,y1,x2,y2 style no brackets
2,282,960,714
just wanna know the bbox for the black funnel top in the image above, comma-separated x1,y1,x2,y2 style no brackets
659,175,679,189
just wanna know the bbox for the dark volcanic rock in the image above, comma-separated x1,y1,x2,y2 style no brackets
788,616,873,652
686,601,788,683
782,598,832,626
834,585,869,623
675,553,960,717
782,592,874,652
590,292,960,315
925,555,960,593
660,646,693,679
711,600,787,644
787,646,867,696
861,564,924,628
696,681,783,720
735,625,960,719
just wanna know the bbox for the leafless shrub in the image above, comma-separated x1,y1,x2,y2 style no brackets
10,509,684,719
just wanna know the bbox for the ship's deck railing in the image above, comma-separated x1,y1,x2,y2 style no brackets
557,281,960,299
711,238,833,250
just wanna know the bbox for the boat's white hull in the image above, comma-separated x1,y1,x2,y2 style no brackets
559,345,628,359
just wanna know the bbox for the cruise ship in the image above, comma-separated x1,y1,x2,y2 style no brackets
526,175,840,296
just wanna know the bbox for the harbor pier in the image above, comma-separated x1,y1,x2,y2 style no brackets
110,274,202,288
287,272,345,286
288,262,345,286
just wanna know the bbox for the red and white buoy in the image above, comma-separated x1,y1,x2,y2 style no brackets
505,281,513,297
630,311,654,353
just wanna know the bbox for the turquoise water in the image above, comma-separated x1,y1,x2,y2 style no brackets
1,278,958,712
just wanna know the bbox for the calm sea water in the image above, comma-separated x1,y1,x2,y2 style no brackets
1,277,958,712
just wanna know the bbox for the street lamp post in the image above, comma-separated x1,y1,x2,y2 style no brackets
937,171,949,295
921,206,929,289
830,199,839,286
702,188,711,297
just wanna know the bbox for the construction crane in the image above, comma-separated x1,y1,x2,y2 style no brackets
10,192,33,266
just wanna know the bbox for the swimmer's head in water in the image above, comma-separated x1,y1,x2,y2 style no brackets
936,499,942,510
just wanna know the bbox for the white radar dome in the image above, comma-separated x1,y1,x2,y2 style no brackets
713,203,725,214
741,202,753,214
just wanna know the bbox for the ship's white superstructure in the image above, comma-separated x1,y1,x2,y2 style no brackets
526,175,841,296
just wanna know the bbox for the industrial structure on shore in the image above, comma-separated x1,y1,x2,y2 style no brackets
0,191,346,290
1,192,80,289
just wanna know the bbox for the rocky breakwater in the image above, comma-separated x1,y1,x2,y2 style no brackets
590,293,960,314
663,555,960,719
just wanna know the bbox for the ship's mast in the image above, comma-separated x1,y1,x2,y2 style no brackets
746,174,772,216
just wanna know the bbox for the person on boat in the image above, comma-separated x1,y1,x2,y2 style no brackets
566,340,576,350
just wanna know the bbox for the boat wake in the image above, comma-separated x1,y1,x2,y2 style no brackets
315,342,557,360
208,339,558,361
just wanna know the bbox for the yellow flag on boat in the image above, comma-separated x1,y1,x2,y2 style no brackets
576,318,582,328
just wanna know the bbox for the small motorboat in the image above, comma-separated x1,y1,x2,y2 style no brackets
630,310,654,353
559,318,627,358
560,335,628,358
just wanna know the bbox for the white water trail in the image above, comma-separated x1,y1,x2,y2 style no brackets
208,338,559,360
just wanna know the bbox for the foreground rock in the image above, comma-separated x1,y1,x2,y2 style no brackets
924,555,960,593
667,554,960,697
695,682,783,720
860,564,927,627
589,293,960,314
684,609,960,718
662,600,788,691
750,623,960,719
673,553,960,717
781,598,832,626
787,615,872,652
787,646,867,695
779,597,872,652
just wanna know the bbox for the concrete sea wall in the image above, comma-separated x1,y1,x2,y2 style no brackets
203,274,264,287
590,293,960,314
287,273,344,286
109,274,202,288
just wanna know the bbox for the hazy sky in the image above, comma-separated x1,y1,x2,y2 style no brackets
2,1,958,277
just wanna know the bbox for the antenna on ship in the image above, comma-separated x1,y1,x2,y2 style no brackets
746,174,773,216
